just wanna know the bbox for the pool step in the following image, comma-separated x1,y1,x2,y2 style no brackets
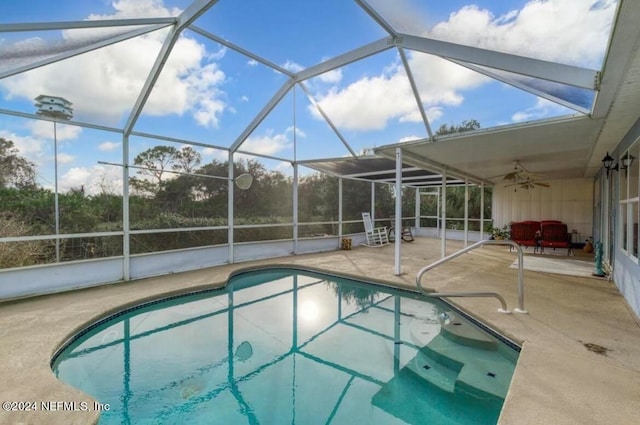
441,313,498,350
428,335,514,398
371,366,503,425
373,313,515,423
409,311,498,351
405,348,460,393
408,334,514,399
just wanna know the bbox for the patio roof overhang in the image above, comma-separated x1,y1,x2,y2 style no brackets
299,155,482,188
374,115,604,183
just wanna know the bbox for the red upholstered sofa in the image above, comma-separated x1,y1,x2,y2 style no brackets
510,220,572,255
540,222,572,255
510,221,540,251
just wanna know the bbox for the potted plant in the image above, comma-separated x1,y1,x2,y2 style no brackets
488,224,510,240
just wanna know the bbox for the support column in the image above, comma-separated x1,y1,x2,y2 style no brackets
293,163,298,254
371,181,375,221
53,122,60,263
395,148,402,276
228,152,234,263
441,170,447,258
415,188,420,230
292,84,298,255
338,178,343,245
480,183,485,240
464,178,469,247
122,134,130,281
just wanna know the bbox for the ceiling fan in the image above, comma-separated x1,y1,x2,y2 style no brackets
490,161,550,191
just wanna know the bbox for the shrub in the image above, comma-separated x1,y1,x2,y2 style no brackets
0,213,51,268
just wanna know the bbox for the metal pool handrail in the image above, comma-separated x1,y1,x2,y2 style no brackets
416,239,527,314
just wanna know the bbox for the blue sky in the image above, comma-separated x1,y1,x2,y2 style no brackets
0,0,619,194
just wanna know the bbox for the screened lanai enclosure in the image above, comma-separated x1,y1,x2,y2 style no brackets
3,0,640,316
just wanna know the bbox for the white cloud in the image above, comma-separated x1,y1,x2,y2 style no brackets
98,141,121,152
398,135,423,143
29,121,82,141
274,161,293,174
313,56,343,85
183,64,226,128
429,0,616,68
57,153,75,164
286,126,306,139
247,59,258,67
364,0,431,35
202,147,228,161
241,129,292,156
301,58,343,92
0,130,47,161
310,63,433,131
59,164,123,195
317,69,342,84
511,98,571,122
282,60,304,73
88,0,181,20
308,0,614,130
202,130,291,163
0,128,81,172
0,0,228,128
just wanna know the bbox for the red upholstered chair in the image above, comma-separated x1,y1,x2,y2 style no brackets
540,220,562,226
510,221,540,251
540,222,572,255
523,220,541,236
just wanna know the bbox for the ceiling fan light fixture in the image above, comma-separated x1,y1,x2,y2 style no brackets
498,161,550,191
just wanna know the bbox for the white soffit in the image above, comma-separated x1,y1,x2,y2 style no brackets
375,116,603,182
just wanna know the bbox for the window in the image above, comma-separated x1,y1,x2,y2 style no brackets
619,142,639,259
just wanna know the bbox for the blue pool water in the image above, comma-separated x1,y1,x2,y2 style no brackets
52,268,519,425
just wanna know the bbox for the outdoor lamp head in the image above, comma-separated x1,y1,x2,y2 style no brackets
602,152,614,170
602,152,618,177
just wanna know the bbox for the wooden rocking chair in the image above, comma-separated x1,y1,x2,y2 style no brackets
388,216,414,242
362,212,389,247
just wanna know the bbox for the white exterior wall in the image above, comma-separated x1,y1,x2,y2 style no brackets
492,178,593,239
608,118,640,318
0,237,354,301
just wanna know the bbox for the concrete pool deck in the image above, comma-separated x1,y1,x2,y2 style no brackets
1,237,639,424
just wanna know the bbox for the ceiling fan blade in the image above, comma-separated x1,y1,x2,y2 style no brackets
526,172,545,178
487,172,510,180
496,162,548,188
502,171,519,181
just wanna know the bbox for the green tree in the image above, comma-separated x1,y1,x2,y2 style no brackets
435,119,480,136
176,146,201,173
130,145,202,196
299,173,339,221
432,119,491,228
0,138,37,189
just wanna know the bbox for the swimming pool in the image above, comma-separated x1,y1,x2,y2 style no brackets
52,267,520,424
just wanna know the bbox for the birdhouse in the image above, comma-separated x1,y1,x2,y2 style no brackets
34,95,73,120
